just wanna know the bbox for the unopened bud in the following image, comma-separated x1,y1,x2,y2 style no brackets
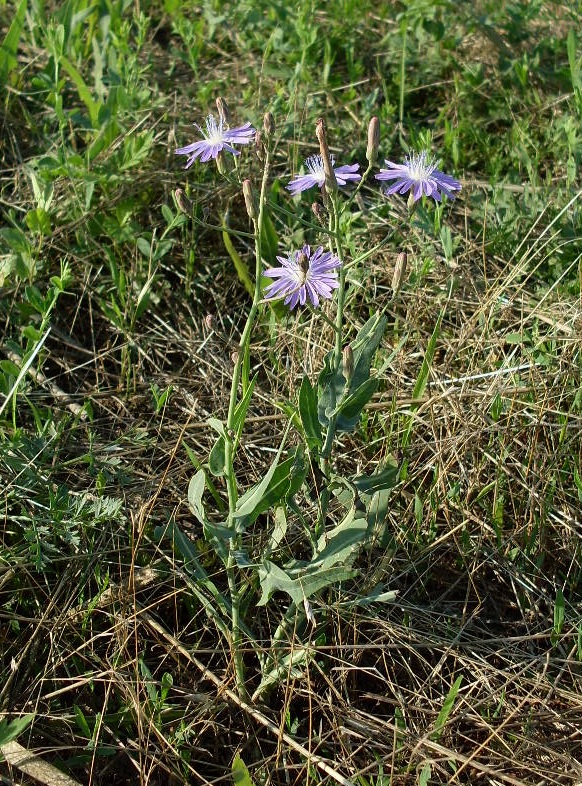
203,314,214,331
342,344,354,382
392,252,408,296
311,202,327,226
216,97,230,125
315,117,338,194
254,129,264,161
242,179,258,220
216,150,227,175
366,116,380,166
263,111,275,137
231,350,239,366
174,188,192,216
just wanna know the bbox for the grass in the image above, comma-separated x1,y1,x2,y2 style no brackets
1,0,581,784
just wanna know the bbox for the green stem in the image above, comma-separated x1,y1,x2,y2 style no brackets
222,145,272,700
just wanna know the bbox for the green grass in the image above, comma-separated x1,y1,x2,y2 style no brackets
1,0,581,784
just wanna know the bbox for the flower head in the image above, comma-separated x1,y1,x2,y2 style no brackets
287,155,361,196
375,151,461,202
175,113,255,168
263,245,341,310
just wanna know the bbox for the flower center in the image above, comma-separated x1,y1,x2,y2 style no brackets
296,252,310,284
305,154,335,178
203,114,226,143
407,151,437,180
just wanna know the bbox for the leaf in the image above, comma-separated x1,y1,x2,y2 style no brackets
0,714,34,746
73,705,91,738
352,460,399,494
234,449,306,532
59,54,101,127
208,434,226,477
431,675,463,740
419,762,432,786
333,377,379,432
318,312,386,431
222,220,254,297
253,646,312,700
187,470,207,526
232,753,257,786
298,375,322,450
260,211,279,263
314,507,368,570
402,308,443,448
233,375,256,437
0,0,27,86
567,29,581,92
257,561,357,606
317,349,345,425
338,586,399,607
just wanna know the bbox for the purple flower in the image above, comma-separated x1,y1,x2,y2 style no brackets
263,245,341,309
375,151,461,202
175,114,255,168
287,154,361,195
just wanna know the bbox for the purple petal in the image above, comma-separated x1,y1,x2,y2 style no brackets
224,122,255,143
286,174,322,195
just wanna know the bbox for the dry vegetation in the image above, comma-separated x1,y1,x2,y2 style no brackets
1,1,581,784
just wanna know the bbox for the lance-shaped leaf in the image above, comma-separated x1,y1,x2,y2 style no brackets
187,470,235,560
233,447,306,532
313,506,369,568
352,459,399,494
257,561,357,606
332,376,379,432
318,312,386,431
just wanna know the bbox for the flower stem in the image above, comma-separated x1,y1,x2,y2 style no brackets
222,145,272,701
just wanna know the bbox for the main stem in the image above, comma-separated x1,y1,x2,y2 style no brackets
315,192,345,540
223,148,272,700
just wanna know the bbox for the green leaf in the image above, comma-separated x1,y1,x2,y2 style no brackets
0,714,34,746
314,507,368,570
402,308,443,448
338,585,399,607
25,208,52,236
232,753,257,786
317,349,345,425
431,675,463,740
318,312,386,431
187,470,207,526
352,460,399,494
0,0,27,86
222,220,254,297
333,377,379,432
552,588,565,644
233,375,257,437
257,560,357,606
73,705,92,738
208,434,226,477
260,211,279,263
298,375,322,450
419,762,432,786
234,449,306,532
59,54,101,127
567,29,581,92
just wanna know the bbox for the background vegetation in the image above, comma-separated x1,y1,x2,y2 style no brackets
1,0,581,784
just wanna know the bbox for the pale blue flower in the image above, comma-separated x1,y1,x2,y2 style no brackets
376,151,461,202
263,245,341,309
287,155,361,195
175,114,255,168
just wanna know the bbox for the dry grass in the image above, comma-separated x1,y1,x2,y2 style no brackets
2,199,581,784
2,1,582,783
